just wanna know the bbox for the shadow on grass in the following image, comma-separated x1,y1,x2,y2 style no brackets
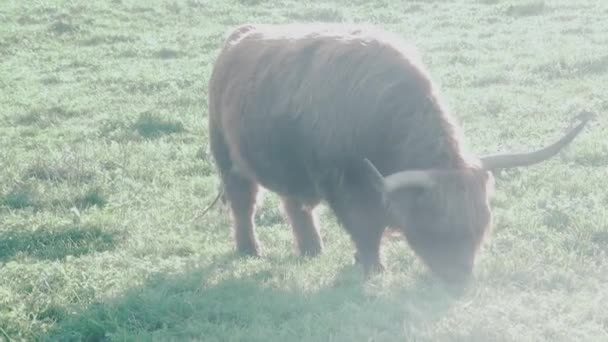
0,224,118,262
132,112,185,139
0,186,38,210
41,255,460,341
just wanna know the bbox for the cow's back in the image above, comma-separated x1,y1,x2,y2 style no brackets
208,24,462,199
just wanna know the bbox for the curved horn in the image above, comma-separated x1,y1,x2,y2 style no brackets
362,159,434,193
480,113,593,170
362,158,387,193
384,170,435,192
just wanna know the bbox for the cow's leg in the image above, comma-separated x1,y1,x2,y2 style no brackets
209,125,260,256
329,195,386,274
281,196,323,257
223,173,260,256
324,170,387,274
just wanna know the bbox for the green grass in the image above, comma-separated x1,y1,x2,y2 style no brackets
1,0,607,340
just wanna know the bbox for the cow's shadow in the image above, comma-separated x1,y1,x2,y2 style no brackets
42,253,464,341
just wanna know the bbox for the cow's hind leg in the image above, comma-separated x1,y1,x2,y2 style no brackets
281,197,323,257
209,125,260,256
223,172,260,256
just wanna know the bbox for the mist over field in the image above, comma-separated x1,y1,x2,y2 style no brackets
0,0,607,341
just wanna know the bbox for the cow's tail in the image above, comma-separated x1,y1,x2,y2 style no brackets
193,185,225,222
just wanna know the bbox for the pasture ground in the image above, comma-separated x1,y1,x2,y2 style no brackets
1,0,607,340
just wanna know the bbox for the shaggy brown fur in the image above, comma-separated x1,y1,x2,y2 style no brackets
206,23,585,283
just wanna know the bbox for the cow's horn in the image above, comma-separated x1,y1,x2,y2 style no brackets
362,159,434,193
480,112,593,170
384,170,435,192
362,158,387,193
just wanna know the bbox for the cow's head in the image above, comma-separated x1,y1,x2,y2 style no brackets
363,113,592,284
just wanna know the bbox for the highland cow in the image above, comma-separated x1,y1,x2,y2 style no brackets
206,23,590,283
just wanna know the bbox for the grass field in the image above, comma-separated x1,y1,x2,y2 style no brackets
1,0,607,340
